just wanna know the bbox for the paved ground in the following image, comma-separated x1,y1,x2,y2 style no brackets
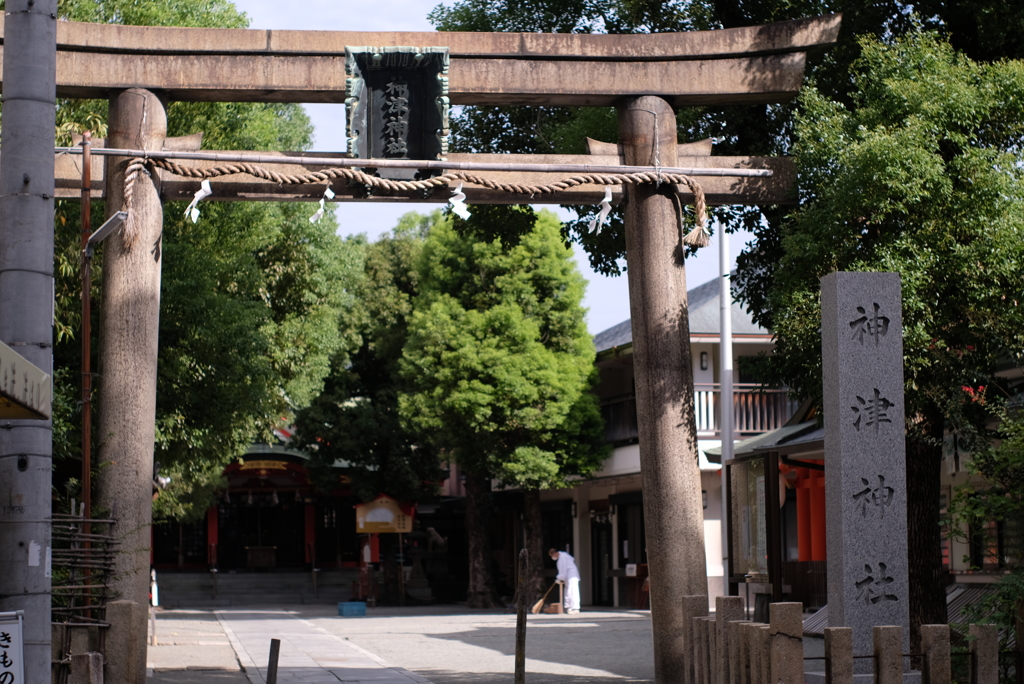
146,605,656,683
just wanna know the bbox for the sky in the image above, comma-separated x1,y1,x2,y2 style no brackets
232,0,756,334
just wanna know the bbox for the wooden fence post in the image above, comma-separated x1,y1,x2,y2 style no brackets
920,624,950,684
770,603,804,684
824,627,853,684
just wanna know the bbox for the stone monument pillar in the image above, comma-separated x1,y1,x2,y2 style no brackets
821,272,910,668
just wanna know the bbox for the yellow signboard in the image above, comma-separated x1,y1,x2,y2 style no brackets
355,495,413,534
239,460,288,471
0,340,51,420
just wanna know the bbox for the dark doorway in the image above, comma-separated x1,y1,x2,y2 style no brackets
590,512,614,606
218,497,305,569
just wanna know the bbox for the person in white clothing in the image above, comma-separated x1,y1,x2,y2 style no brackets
549,548,580,614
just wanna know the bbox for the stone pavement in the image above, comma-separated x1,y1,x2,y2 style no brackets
147,605,656,684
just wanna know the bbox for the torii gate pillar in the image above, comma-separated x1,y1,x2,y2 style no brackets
620,95,708,683
97,88,166,684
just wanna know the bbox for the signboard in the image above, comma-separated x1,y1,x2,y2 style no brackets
239,460,288,471
355,495,414,534
0,341,51,420
0,611,25,684
345,46,450,180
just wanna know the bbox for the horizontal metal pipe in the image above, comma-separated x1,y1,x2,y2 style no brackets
54,146,773,178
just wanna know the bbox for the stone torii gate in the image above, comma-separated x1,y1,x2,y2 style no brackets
5,13,837,684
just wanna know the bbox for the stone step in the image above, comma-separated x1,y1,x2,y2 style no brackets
156,570,359,608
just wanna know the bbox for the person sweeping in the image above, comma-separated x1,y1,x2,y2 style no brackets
548,548,580,614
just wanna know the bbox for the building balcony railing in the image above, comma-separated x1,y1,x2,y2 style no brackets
601,384,800,444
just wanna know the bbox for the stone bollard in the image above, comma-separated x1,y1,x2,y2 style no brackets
717,597,745,684
728,621,750,684
824,627,853,684
873,626,902,684
769,603,803,684
105,600,139,684
683,596,709,684
743,621,771,684
969,624,998,684
699,616,717,684
756,624,771,684
70,652,104,684
743,623,762,684
920,625,950,684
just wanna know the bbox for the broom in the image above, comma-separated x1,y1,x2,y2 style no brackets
530,582,559,614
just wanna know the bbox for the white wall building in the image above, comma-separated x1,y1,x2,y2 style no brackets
539,276,798,609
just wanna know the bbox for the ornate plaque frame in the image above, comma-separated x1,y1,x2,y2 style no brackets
345,46,450,180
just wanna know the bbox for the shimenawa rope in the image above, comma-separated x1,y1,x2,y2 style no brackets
122,157,710,247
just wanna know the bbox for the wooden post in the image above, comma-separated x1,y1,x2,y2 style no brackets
618,94,707,684
515,549,527,684
96,87,166,684
267,638,281,684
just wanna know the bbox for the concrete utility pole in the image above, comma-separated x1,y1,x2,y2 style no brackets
0,1,57,683
96,88,166,684
619,95,708,684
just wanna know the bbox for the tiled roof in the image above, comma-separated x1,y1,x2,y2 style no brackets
593,274,769,353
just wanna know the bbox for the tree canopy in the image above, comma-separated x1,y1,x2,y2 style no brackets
398,209,605,606
293,213,443,505
757,31,1024,632
399,209,604,490
45,0,362,522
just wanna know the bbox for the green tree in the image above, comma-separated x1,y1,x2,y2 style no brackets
948,402,1024,639
294,213,443,506
758,32,1024,634
45,0,362,522
430,0,1024,634
399,209,606,607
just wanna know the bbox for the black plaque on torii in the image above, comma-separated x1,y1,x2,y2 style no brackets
345,46,450,181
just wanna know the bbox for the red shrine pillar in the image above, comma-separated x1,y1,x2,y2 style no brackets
797,469,812,562
808,466,826,561
796,465,827,562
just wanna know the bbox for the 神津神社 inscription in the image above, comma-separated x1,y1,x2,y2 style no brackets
345,46,450,181
821,272,910,670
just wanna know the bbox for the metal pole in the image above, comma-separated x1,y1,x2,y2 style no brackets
0,2,57,683
52,146,774,178
515,548,527,684
719,223,734,598
81,132,93,523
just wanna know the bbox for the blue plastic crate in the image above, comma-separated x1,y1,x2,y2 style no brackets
338,601,366,617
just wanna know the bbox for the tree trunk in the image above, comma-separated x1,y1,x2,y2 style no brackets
96,88,166,684
522,489,547,604
464,473,498,608
619,95,708,684
906,405,947,651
